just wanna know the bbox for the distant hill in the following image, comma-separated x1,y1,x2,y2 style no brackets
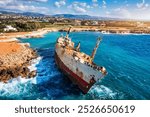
0,11,17,15
21,12,46,17
53,14,92,19
0,11,122,20
52,14,120,20
0,11,46,17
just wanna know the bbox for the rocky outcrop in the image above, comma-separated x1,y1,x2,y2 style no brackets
28,70,37,78
0,67,37,83
0,42,38,82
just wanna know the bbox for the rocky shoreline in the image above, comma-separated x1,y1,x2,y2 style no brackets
0,42,38,82
0,29,50,83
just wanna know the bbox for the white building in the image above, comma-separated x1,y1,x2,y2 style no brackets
91,21,98,25
4,25,17,32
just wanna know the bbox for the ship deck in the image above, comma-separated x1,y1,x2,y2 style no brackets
64,47,92,63
57,42,107,75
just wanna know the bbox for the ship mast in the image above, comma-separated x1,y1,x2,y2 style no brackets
66,27,72,39
91,37,102,61
75,42,80,52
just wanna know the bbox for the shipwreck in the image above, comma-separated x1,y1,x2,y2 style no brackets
55,27,107,94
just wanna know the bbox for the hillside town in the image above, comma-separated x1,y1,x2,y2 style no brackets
0,13,150,34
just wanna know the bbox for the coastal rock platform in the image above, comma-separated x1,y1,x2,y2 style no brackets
0,42,37,82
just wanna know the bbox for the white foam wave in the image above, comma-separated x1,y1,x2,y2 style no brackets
28,56,42,72
0,56,42,98
89,85,117,99
0,76,34,97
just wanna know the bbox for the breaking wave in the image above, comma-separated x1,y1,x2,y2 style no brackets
87,85,124,100
28,57,42,73
88,85,116,99
0,57,41,99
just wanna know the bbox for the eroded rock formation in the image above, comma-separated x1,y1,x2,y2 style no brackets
0,42,38,82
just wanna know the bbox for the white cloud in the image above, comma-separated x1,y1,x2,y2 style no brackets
0,0,13,5
54,0,66,8
74,7,87,13
93,3,98,7
114,8,131,18
68,2,91,13
0,0,49,14
0,0,48,4
106,8,131,19
28,0,48,2
9,5,48,13
102,0,106,8
106,11,110,15
92,0,99,7
137,0,149,9
0,0,48,6
132,9,150,20
34,0,48,2
80,2,91,9
105,6,150,20
80,2,87,7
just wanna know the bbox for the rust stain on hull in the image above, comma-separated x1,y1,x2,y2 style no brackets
55,52,95,94
54,28,107,94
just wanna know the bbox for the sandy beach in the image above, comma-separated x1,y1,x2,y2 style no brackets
0,29,49,42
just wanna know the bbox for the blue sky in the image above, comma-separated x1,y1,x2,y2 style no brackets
0,0,150,20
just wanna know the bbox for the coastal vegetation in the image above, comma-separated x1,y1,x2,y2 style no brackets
0,21,46,32
0,13,150,34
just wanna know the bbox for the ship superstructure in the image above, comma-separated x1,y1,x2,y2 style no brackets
55,27,107,93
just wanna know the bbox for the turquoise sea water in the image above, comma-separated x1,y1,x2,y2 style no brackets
0,32,150,100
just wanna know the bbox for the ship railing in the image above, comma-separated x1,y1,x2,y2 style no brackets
84,61,107,74
72,53,107,75
73,53,101,70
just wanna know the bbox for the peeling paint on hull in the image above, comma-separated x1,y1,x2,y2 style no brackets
54,31,107,94
55,52,96,94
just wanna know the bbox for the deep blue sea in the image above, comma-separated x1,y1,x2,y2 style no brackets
0,32,150,100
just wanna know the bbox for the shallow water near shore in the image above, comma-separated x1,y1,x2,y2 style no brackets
0,31,150,100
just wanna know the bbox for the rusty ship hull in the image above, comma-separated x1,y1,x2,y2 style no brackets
55,29,107,94
55,52,95,93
